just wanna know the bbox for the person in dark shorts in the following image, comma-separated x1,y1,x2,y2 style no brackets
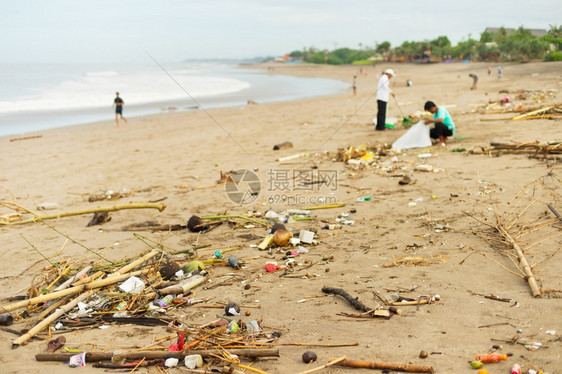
423,101,455,146
469,73,478,90
113,92,128,127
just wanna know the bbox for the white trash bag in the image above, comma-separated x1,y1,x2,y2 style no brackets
392,121,431,150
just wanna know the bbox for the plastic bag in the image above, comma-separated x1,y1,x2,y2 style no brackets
392,121,431,150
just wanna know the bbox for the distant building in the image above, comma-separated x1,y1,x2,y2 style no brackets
485,27,548,37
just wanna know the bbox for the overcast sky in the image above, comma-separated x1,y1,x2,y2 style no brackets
1,0,560,64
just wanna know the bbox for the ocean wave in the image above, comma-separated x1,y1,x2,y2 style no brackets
0,70,250,114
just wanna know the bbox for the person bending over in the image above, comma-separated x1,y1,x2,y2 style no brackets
423,101,455,146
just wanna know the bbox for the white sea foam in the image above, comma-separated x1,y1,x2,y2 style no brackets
0,67,250,114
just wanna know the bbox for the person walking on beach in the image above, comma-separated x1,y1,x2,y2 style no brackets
423,101,455,146
497,65,503,79
375,69,395,131
469,73,478,90
352,75,357,96
113,92,128,127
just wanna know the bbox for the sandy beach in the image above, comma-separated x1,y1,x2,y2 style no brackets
0,61,561,373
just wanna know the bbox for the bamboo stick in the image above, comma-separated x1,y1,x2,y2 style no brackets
157,274,206,295
297,356,347,374
0,202,166,226
0,269,149,313
333,358,434,373
497,225,541,297
53,266,92,291
511,107,552,120
72,270,104,286
13,291,93,347
36,295,72,320
111,249,160,276
35,348,280,362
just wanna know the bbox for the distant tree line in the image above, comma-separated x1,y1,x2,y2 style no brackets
287,25,562,64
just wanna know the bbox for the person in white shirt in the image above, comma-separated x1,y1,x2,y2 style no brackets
375,69,395,131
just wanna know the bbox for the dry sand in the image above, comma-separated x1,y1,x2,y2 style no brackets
0,61,561,373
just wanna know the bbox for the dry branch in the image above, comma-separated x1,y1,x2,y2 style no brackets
322,287,372,312
333,358,434,373
0,202,166,226
35,348,280,362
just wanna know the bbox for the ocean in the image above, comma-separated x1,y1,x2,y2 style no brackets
0,62,349,137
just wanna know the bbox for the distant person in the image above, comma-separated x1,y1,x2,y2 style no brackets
469,73,478,90
113,92,127,127
497,65,503,79
487,65,492,76
352,75,357,96
423,101,455,146
375,69,395,131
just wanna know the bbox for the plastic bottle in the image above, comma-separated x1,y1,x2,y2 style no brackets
155,295,174,308
474,353,508,363
356,196,371,202
511,363,521,374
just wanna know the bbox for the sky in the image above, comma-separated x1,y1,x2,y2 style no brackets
1,0,560,64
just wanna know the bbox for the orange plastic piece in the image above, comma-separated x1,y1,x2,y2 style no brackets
475,354,508,363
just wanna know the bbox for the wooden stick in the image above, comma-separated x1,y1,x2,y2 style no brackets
36,295,72,320
72,270,104,286
303,204,345,210
297,356,348,374
0,269,149,313
263,342,358,347
201,215,267,226
0,202,166,226
511,107,552,120
9,135,43,142
333,358,434,373
35,348,280,362
53,266,92,291
112,249,160,276
13,291,93,347
497,225,541,297
157,274,206,295
322,287,372,312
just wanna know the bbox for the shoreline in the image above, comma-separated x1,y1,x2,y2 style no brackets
0,65,349,138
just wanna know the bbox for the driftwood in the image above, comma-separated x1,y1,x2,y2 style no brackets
273,141,293,150
157,274,206,295
322,287,372,312
497,224,541,297
123,223,184,231
93,359,161,369
86,211,111,226
333,358,434,373
9,135,42,142
35,348,280,362
0,201,166,226
53,266,92,292
297,356,348,374
13,291,93,347
0,269,149,313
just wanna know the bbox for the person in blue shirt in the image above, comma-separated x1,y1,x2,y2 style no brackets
423,101,455,146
